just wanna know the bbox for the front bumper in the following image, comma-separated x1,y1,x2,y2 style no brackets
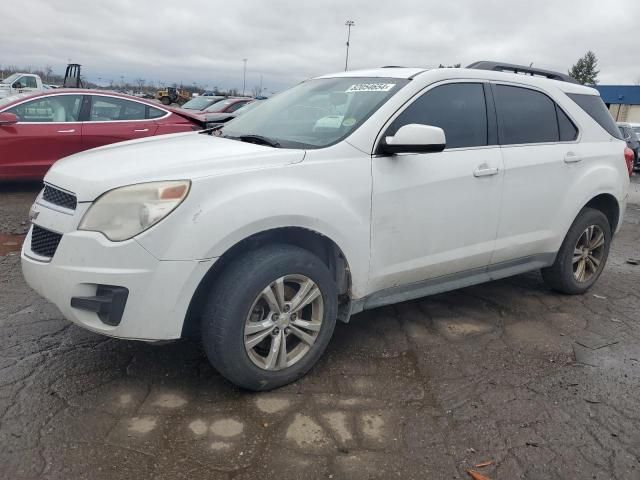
21,212,214,341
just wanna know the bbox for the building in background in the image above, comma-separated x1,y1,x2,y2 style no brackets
594,85,640,123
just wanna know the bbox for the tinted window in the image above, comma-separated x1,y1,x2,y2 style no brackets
556,106,578,141
567,93,623,140
387,83,488,148
90,96,146,121
7,95,82,122
494,85,559,144
147,105,166,119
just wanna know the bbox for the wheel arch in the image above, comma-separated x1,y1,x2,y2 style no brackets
583,193,620,233
181,226,353,339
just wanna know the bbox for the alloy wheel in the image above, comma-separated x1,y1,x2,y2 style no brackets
244,274,324,371
572,225,605,283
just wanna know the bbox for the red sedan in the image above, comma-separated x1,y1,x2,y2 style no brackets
0,90,204,180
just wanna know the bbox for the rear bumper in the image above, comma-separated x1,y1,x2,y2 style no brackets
21,227,214,341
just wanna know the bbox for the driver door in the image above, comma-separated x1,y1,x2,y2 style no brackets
0,94,83,179
369,82,504,293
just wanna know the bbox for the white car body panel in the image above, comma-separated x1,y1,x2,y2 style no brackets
0,73,44,98
21,66,629,341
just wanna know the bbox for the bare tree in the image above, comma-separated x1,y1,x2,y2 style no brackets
44,65,53,83
135,78,146,91
251,85,262,97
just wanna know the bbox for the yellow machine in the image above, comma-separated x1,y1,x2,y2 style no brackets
155,87,191,106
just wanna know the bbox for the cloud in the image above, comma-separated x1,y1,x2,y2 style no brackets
2,0,637,91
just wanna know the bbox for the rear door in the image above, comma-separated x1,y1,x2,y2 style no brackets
491,83,580,264
0,94,83,179
81,95,159,149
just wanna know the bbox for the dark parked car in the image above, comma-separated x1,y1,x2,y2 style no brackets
618,122,640,170
200,99,264,128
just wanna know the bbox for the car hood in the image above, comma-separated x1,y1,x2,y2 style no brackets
45,132,305,202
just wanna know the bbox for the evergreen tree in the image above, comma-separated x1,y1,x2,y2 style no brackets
568,51,599,85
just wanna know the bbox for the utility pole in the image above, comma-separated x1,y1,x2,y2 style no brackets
344,20,355,71
242,58,247,96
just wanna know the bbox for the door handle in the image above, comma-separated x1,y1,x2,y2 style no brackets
564,151,582,163
134,128,149,132
473,165,499,177
57,129,75,133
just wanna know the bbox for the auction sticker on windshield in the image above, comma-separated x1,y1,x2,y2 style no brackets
345,83,396,92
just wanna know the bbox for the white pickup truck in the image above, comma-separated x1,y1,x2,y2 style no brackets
0,73,45,98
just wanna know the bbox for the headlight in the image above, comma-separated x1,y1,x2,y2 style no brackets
79,180,190,241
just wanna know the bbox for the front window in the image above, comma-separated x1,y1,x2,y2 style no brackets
7,95,83,122
219,77,409,149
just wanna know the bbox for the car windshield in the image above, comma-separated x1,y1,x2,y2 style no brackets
1,73,21,85
220,77,409,149
182,96,223,110
633,127,640,138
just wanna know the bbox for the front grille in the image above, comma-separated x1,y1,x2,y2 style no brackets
31,225,62,258
42,185,77,210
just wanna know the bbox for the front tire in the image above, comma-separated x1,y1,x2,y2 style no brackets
201,244,338,391
541,208,611,294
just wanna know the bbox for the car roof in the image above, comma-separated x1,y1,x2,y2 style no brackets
316,66,597,95
1,88,167,108
316,67,427,79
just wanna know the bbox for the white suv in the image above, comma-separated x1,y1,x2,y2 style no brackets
22,62,630,390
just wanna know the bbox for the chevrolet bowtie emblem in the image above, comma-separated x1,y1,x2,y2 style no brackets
29,205,39,222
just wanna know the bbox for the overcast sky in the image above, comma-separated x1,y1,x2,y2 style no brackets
3,0,637,92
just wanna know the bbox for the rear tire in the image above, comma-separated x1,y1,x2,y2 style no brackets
541,208,611,294
160,96,171,105
201,244,338,391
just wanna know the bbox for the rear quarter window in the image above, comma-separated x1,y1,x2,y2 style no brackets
566,93,623,140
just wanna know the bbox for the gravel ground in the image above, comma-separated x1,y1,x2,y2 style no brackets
1,177,640,479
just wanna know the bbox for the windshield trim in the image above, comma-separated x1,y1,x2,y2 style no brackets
220,76,410,150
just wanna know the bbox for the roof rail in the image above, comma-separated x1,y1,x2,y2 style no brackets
466,61,578,84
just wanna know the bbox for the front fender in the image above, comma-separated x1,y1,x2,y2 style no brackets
136,158,372,297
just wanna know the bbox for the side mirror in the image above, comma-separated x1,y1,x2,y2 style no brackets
13,82,23,89
0,112,18,126
380,124,446,154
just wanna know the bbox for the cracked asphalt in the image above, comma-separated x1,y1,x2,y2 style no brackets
1,178,640,479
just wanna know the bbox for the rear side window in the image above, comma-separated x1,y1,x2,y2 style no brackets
556,106,578,141
146,106,166,119
89,96,146,121
23,76,38,89
566,93,623,140
387,83,488,149
494,85,559,144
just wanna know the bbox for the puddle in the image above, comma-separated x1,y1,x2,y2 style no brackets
0,233,26,256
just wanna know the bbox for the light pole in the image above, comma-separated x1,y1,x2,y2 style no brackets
242,58,247,96
344,20,355,71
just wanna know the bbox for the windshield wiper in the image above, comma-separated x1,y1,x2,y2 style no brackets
236,134,281,148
